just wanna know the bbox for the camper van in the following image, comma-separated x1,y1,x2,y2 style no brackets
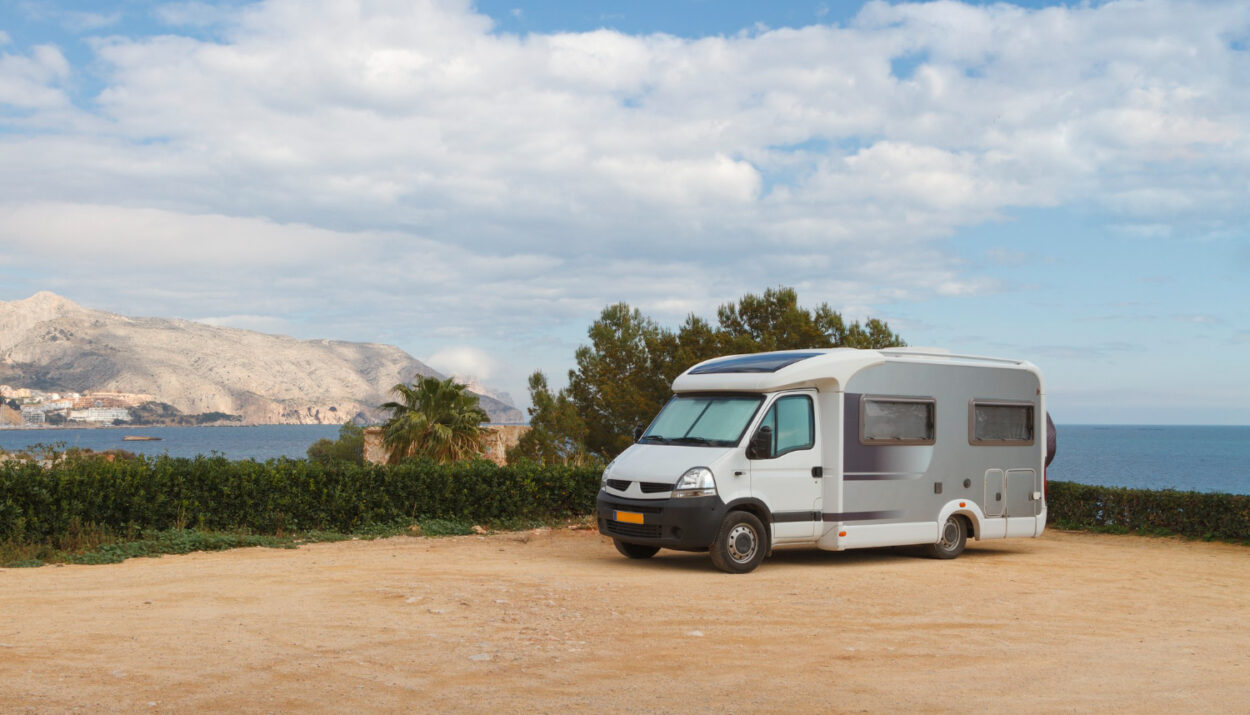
596,348,1051,573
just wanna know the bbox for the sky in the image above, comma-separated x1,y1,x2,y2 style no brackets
0,0,1247,425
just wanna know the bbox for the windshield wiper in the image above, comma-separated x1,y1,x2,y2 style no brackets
670,436,712,446
638,434,670,444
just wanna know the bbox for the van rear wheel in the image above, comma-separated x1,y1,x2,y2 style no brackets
710,511,767,574
925,515,967,559
614,539,660,559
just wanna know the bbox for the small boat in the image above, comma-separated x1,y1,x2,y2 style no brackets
122,435,162,442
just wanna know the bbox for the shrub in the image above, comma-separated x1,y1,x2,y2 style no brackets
0,454,602,546
1047,480,1250,542
306,422,365,465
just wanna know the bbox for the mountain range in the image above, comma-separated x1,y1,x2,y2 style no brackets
0,292,522,425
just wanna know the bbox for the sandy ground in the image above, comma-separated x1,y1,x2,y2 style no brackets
2,528,1248,713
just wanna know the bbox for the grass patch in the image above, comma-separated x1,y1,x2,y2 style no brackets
69,530,298,565
1050,520,1248,544
1,515,594,568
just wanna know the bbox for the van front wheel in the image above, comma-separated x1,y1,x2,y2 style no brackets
925,515,967,559
614,540,660,559
710,511,767,574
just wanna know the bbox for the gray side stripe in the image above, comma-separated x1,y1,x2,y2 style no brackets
844,472,925,481
821,510,904,522
772,511,821,523
773,510,908,523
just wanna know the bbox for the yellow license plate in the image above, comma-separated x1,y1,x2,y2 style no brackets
614,510,644,524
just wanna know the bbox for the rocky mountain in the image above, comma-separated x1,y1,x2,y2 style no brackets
0,292,523,425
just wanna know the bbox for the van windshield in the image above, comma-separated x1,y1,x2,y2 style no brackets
640,394,763,447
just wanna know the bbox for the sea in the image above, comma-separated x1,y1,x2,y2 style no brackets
1,423,1248,495
1046,425,1250,495
0,424,341,463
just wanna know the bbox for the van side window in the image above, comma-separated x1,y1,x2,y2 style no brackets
970,401,1035,444
759,395,814,457
861,396,935,445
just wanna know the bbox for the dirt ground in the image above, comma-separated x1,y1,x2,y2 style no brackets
2,528,1248,713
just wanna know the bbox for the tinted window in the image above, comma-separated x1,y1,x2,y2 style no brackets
971,402,1034,444
689,352,823,374
862,397,935,444
758,395,814,457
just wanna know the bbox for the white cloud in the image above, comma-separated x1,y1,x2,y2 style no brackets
7,0,1245,245
59,11,122,33
0,203,350,268
426,346,501,381
1,0,1248,404
0,44,71,110
155,2,234,28
12,3,121,33
198,314,296,333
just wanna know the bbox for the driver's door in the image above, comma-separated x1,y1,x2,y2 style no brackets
749,391,822,541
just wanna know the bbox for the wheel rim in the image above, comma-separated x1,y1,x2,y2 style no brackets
939,518,960,550
727,524,758,563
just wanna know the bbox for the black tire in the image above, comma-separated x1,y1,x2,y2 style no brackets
925,515,967,559
709,511,768,574
614,539,660,559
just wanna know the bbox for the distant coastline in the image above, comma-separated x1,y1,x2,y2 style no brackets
0,422,274,430
0,423,345,461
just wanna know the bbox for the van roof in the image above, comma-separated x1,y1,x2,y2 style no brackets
671,348,1040,393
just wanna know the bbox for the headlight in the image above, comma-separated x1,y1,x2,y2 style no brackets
672,466,716,498
600,457,617,489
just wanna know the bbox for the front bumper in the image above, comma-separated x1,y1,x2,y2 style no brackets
596,491,726,550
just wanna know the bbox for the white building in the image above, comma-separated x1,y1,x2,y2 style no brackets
68,407,132,423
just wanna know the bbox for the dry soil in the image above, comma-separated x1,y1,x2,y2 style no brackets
2,529,1248,713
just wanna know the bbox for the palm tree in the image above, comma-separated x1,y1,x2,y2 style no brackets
379,375,490,463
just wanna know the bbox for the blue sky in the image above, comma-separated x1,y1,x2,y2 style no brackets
1,0,1248,424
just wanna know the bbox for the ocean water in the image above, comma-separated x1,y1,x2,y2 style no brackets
0,424,341,462
2,423,1248,495
1047,425,1250,495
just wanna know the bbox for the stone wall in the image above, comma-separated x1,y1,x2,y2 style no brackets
362,426,388,465
479,425,530,466
362,424,530,466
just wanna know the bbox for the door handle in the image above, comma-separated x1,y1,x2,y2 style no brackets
811,466,823,478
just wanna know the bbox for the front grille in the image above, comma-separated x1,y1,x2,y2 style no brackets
601,501,663,514
605,479,631,491
606,521,662,539
639,481,673,494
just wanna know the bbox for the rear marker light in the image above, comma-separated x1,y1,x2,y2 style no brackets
959,502,966,508
838,531,847,537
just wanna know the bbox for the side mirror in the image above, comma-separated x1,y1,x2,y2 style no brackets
747,425,773,460
633,425,645,442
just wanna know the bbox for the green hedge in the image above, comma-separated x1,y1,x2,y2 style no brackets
0,455,602,545
1047,480,1250,542
6,459,1247,549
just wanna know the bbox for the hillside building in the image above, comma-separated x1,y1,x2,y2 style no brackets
68,407,132,423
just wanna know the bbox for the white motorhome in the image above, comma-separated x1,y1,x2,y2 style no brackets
596,348,1052,573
